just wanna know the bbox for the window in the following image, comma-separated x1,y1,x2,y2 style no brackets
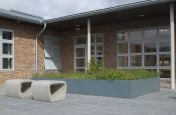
74,33,103,72
0,30,14,70
44,37,61,70
130,31,142,53
91,34,103,63
117,27,170,78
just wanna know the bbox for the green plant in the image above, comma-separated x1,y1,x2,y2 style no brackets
87,57,103,73
33,69,159,80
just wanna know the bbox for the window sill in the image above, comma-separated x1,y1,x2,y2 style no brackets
0,69,15,72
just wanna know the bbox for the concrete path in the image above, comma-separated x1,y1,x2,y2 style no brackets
0,88,176,115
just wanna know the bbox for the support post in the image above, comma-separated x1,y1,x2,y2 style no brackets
87,18,91,71
170,3,175,89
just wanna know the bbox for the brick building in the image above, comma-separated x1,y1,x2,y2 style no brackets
0,0,176,89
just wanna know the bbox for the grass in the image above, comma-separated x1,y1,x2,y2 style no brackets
33,69,159,80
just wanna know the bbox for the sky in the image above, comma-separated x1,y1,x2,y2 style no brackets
0,0,142,19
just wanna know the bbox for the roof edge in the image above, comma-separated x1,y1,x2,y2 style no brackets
45,0,175,24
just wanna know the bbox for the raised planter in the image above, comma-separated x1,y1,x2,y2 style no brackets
32,77,160,98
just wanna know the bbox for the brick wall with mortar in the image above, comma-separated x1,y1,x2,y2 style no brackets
0,17,42,83
0,16,173,83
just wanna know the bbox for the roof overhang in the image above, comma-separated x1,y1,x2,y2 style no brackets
0,9,43,25
45,0,176,31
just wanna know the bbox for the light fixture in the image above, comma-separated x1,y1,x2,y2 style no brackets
76,24,80,27
159,29,168,32
75,28,80,31
75,24,81,31
139,14,144,17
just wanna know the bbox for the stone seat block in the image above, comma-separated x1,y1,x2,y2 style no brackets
31,80,67,102
5,79,33,98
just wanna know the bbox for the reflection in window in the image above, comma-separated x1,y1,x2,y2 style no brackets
3,58,12,69
76,48,85,57
76,59,85,67
145,55,156,66
160,69,171,78
3,31,12,40
117,43,128,54
144,30,157,52
117,32,128,41
116,27,171,78
159,28,170,37
117,32,128,54
159,38,170,52
3,43,12,55
130,31,142,53
160,54,170,66
131,55,142,67
117,56,128,67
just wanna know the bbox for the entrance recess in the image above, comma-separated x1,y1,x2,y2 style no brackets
74,34,103,72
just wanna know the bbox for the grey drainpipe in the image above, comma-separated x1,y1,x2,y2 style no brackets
35,23,47,74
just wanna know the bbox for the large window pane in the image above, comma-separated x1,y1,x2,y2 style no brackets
117,56,128,67
45,47,53,58
130,31,142,53
160,69,171,78
3,58,12,69
131,55,142,67
3,31,12,40
3,43,12,55
144,55,156,66
117,43,128,54
44,38,61,70
76,59,85,67
159,54,170,66
53,48,60,58
159,28,170,37
159,38,170,52
144,30,157,52
76,48,85,57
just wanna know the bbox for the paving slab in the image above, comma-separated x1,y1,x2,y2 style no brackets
0,88,176,115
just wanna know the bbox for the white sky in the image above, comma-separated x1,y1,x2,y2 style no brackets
0,0,142,19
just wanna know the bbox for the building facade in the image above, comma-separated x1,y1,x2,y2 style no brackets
0,0,176,89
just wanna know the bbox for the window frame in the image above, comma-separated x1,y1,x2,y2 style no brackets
44,36,61,71
74,33,104,72
116,26,170,79
0,28,14,71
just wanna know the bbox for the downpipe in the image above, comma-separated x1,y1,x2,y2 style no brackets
35,23,47,74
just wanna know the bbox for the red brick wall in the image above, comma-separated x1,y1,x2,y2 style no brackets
0,18,41,83
0,16,172,83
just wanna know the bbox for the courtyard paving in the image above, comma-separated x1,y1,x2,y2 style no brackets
0,87,176,115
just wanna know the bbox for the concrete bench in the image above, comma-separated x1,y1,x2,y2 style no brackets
5,79,33,98
31,80,67,102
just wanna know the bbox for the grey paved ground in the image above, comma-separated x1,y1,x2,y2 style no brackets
0,87,176,115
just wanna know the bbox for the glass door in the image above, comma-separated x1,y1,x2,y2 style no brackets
74,46,87,72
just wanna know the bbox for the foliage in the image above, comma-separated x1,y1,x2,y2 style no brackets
33,69,159,80
87,57,103,73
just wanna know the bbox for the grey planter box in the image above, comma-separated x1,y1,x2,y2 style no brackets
32,77,160,98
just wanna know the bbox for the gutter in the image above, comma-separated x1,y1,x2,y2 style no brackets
35,23,47,74
45,0,175,23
